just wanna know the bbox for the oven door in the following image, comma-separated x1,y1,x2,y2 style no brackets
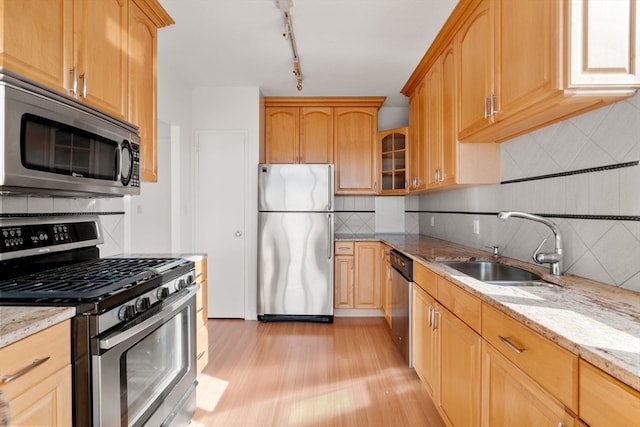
92,286,198,427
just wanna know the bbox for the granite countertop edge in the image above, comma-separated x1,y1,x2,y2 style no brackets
337,233,640,392
0,306,75,349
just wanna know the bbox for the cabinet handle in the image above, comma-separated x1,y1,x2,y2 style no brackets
557,423,564,427
197,351,206,361
490,94,497,117
432,309,439,330
428,306,433,328
69,68,77,95
1,357,50,384
197,306,205,313
483,97,489,119
80,73,87,98
498,336,527,354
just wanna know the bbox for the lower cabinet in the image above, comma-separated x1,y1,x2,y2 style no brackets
193,256,209,375
579,359,640,427
411,264,482,427
482,341,576,427
334,241,381,309
0,320,72,427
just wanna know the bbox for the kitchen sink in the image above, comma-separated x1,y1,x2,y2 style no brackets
441,261,554,287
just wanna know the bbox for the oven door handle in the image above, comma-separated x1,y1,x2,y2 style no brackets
98,286,197,351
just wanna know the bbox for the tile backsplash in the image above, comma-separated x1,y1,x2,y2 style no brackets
0,196,126,257
419,91,640,292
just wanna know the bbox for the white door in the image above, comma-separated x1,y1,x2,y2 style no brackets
195,130,246,318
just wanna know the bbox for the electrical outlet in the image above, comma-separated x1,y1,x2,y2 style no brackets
430,216,435,227
473,219,480,234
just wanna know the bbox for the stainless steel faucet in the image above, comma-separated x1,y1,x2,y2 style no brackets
497,211,563,276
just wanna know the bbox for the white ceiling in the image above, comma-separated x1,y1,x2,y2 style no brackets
157,0,457,107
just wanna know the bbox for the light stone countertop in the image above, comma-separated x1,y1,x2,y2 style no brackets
0,306,75,349
337,233,640,392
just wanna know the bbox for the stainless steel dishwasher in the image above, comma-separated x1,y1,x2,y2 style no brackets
389,249,413,366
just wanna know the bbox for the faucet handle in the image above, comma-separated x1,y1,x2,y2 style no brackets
531,239,547,264
485,245,500,257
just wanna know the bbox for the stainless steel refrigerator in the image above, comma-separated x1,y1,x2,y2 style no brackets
257,164,334,323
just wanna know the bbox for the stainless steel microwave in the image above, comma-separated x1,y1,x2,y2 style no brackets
0,70,140,197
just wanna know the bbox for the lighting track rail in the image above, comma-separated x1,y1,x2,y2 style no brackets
277,0,303,91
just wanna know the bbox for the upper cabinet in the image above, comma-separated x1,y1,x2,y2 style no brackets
408,81,428,192
458,0,640,143
334,107,378,194
264,106,333,164
0,0,174,183
378,127,407,194
0,0,72,94
128,0,173,182
263,97,385,194
404,0,639,146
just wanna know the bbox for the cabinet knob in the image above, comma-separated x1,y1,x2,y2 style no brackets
235,231,243,237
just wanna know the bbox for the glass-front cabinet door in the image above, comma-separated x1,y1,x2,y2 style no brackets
379,127,407,194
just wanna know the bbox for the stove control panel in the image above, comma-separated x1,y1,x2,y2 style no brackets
0,219,99,254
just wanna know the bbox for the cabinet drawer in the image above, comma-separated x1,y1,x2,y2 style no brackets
413,262,438,297
437,276,481,333
0,320,70,400
482,303,578,412
194,258,207,283
335,241,355,255
196,281,208,328
579,359,640,427
196,324,209,375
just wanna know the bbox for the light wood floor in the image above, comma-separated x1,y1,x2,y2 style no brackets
192,317,445,427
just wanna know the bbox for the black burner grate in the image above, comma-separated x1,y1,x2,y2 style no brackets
0,258,183,301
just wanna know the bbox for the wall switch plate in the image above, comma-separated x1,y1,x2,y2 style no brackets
473,219,480,234
430,216,435,227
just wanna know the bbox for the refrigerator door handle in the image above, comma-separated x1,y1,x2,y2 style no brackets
327,214,333,259
327,166,332,211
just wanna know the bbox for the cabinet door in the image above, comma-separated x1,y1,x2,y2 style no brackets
300,107,333,163
0,0,72,93
334,107,378,194
354,242,381,308
128,0,158,182
265,107,300,163
426,59,443,188
74,0,128,119
439,306,482,427
493,0,558,122
334,255,354,308
408,81,427,192
440,42,458,187
412,285,440,400
457,0,493,140
482,341,576,427
381,244,392,326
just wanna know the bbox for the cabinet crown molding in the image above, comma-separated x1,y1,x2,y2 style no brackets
264,96,386,108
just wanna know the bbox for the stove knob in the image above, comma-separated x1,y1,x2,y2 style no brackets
136,296,151,312
175,278,186,291
156,287,170,300
118,305,136,321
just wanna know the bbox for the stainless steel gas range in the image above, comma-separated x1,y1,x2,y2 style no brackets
0,216,198,427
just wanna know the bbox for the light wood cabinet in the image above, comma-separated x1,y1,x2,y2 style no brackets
264,107,334,164
426,59,444,188
0,321,72,427
482,341,577,427
411,264,482,427
0,0,72,94
0,0,127,119
193,256,209,375
354,241,381,308
482,303,578,413
407,81,428,192
412,282,440,400
381,244,392,327
128,0,173,182
73,0,128,119
379,127,407,194
579,359,640,427
334,241,381,309
458,0,640,143
334,107,379,194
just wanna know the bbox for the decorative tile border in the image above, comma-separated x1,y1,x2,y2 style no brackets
413,210,640,221
501,161,639,185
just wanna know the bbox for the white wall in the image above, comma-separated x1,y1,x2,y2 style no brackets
191,87,262,320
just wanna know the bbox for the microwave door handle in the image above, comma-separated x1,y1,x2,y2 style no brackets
115,145,122,181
